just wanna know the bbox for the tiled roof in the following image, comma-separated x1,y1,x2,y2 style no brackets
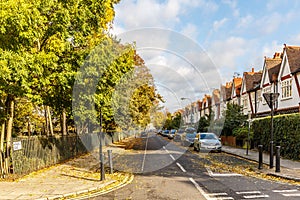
243,71,262,92
264,55,282,82
233,77,242,96
221,82,232,101
285,45,300,74
212,89,220,104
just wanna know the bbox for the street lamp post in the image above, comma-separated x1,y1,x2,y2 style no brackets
181,97,193,125
263,92,279,169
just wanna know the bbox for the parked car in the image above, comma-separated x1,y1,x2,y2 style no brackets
181,127,197,146
156,129,162,135
173,129,185,141
162,130,170,137
168,129,177,139
193,132,222,152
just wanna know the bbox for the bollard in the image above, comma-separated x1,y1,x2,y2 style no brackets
275,146,280,173
108,150,113,174
258,145,263,169
270,141,274,169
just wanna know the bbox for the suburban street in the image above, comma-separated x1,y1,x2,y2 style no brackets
79,132,300,200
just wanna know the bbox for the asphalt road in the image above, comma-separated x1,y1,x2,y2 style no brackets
85,132,300,200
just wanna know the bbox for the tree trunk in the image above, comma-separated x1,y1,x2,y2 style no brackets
5,96,14,174
44,105,49,136
46,106,54,136
61,108,67,136
0,122,5,177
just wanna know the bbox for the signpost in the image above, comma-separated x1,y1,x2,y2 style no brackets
263,92,279,169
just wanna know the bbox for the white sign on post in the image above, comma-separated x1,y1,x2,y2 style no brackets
13,141,22,151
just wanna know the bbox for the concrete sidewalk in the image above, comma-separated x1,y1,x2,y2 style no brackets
222,145,300,181
0,145,133,200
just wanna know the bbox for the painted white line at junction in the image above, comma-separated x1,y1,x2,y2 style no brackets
189,178,211,200
207,193,228,196
273,189,298,193
282,193,300,197
242,194,269,199
236,191,261,194
206,167,242,177
176,162,186,173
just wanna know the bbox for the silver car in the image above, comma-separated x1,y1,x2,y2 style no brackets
194,132,222,152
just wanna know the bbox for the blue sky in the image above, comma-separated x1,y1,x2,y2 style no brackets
111,0,300,112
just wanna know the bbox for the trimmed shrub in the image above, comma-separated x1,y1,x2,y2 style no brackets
252,113,300,160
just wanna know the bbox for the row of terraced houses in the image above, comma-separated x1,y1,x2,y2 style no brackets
181,44,300,124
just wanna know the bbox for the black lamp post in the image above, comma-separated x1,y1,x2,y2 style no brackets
263,92,279,169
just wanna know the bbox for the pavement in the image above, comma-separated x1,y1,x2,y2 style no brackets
0,144,134,200
1,141,300,200
222,145,300,182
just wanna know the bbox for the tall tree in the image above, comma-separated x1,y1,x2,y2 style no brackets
222,103,246,136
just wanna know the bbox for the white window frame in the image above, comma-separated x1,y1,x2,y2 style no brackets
281,78,292,99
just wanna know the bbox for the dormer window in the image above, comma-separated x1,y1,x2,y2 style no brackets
281,79,292,99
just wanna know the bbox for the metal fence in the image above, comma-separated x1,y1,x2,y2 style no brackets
11,135,87,175
10,131,133,175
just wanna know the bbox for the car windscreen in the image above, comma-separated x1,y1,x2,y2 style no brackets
200,134,217,140
186,133,196,138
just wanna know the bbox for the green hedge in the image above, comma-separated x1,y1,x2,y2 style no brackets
252,113,300,160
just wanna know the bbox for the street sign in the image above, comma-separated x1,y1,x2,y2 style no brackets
13,141,22,151
263,93,279,109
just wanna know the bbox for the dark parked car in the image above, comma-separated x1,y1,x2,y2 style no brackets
181,127,197,146
173,129,185,141
168,129,177,139
162,130,170,137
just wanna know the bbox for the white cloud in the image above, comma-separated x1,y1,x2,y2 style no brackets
207,37,248,68
256,13,282,35
237,15,253,29
288,33,300,44
180,23,198,40
213,18,228,32
261,41,284,57
222,0,239,17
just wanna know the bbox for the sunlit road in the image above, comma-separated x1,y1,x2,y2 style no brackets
85,132,300,200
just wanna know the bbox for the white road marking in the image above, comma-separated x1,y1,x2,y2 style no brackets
176,162,186,172
242,194,269,199
141,136,149,172
282,193,300,197
207,193,228,196
189,178,211,200
169,154,175,161
206,167,242,177
207,193,234,200
236,191,261,194
273,189,298,193
163,145,170,153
